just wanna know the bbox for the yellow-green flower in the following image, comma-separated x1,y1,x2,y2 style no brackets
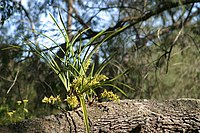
7,111,14,117
101,89,119,102
42,95,62,105
49,95,56,104
71,76,89,90
23,99,28,103
7,110,16,117
56,95,61,102
83,59,91,71
17,101,22,105
24,108,29,113
42,96,49,103
65,95,79,109
95,74,108,81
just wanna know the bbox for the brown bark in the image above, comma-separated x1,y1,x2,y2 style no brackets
66,0,73,38
0,99,200,133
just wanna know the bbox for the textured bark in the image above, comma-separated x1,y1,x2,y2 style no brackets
0,99,200,133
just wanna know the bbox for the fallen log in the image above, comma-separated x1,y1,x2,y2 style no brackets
0,99,200,133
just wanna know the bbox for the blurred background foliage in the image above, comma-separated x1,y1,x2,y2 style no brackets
0,0,199,124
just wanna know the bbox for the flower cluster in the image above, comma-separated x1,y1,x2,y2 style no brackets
101,89,120,102
71,74,108,92
17,99,28,105
83,59,91,71
64,95,79,109
42,95,61,105
17,99,29,113
7,99,29,118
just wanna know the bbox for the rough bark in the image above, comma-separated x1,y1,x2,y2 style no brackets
0,99,200,133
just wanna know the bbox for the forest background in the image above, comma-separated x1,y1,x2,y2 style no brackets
0,0,199,124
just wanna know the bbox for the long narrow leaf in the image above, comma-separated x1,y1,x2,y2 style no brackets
117,82,135,91
58,11,69,43
96,53,116,75
100,84,127,97
83,33,105,62
86,25,129,61
108,69,129,82
71,28,90,47
49,13,67,42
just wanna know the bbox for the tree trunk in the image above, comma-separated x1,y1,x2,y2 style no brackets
0,99,200,133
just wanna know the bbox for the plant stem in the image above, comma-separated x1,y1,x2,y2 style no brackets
80,96,90,133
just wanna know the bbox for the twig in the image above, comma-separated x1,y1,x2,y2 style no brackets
7,70,19,94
